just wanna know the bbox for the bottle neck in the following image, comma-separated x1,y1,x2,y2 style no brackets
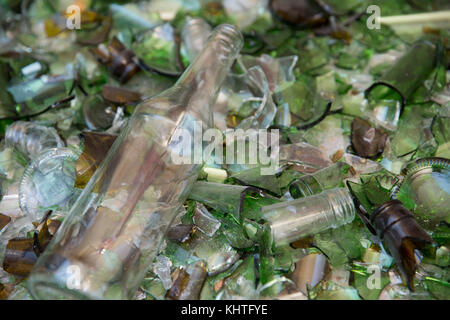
325,188,356,227
174,24,243,127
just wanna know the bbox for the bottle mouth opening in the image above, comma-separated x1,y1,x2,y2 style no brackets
209,24,243,53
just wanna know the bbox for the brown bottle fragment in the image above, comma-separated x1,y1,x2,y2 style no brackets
167,224,196,243
331,149,344,163
2,238,38,277
75,131,118,189
2,211,60,277
91,37,140,83
0,283,13,300
0,213,11,232
269,0,329,27
167,261,207,300
47,219,62,236
371,200,433,291
290,236,313,249
351,117,388,158
101,85,142,105
35,217,56,254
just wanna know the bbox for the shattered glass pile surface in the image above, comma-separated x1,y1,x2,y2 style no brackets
0,0,449,300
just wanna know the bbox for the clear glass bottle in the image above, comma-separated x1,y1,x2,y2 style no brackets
392,157,450,228
261,188,356,246
27,24,243,300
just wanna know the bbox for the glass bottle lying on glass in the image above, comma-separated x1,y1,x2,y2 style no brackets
26,24,243,300
392,157,450,229
261,188,356,246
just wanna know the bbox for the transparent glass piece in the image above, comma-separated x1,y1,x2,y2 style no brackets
193,203,221,237
235,67,277,130
223,0,269,29
132,23,183,76
261,188,356,246
219,256,256,299
110,4,159,32
238,54,297,92
153,255,173,290
188,181,262,221
191,232,240,275
5,121,64,160
275,102,291,127
19,148,79,222
6,74,74,119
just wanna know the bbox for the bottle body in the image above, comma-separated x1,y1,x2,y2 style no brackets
26,24,243,300
393,157,450,228
262,188,355,246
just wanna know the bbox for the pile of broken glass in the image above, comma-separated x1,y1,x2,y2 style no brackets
0,0,449,300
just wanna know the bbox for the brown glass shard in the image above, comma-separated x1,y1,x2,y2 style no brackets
91,37,140,83
34,217,55,254
351,117,388,158
101,85,142,105
0,213,11,232
371,200,433,291
167,224,196,243
0,283,13,300
2,238,38,277
331,149,344,163
290,236,313,249
47,219,62,236
269,0,329,27
226,114,241,129
167,261,207,300
44,18,64,37
75,131,118,189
